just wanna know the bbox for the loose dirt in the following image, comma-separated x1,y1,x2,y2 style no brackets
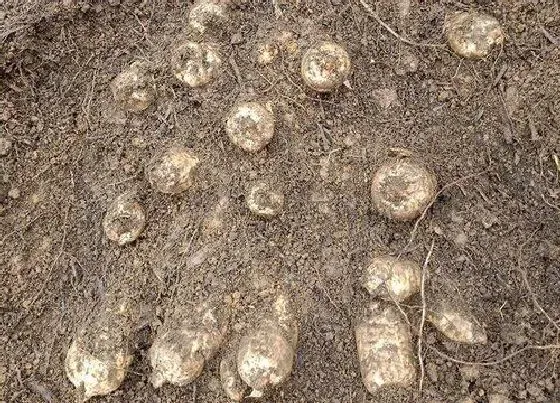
1,1,559,402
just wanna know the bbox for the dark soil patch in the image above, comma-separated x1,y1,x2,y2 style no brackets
1,1,559,402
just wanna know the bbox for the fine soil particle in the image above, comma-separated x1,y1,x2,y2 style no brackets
1,1,559,402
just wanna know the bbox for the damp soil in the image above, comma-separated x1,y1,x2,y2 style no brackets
1,1,559,402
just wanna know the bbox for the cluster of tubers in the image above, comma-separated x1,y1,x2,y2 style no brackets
69,1,505,400
357,251,488,393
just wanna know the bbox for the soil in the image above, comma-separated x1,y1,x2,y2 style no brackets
1,1,559,402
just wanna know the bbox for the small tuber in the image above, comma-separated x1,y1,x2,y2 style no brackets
301,41,351,92
146,147,199,194
103,193,146,246
445,12,504,59
370,157,437,221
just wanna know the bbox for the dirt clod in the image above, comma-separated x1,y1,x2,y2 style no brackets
0,136,12,156
103,193,146,246
189,0,229,34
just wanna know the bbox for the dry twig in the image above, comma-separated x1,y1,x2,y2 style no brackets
428,344,560,366
517,228,560,334
418,239,435,392
359,0,444,48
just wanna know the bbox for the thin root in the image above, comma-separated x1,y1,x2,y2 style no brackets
428,344,560,366
359,0,444,48
400,170,487,257
417,239,435,392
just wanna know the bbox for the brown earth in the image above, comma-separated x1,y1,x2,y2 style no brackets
1,0,559,402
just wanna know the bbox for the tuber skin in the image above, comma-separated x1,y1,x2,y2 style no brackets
370,157,437,221
445,12,504,59
246,182,284,218
427,303,488,345
235,294,298,398
146,147,199,194
172,41,222,88
362,255,421,302
103,193,146,246
355,302,416,394
301,41,351,92
65,297,138,401
110,61,155,112
149,302,228,388
226,101,275,153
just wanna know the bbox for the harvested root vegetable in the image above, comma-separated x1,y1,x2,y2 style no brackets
445,12,504,59
149,302,228,388
362,255,421,302
236,295,298,398
65,298,137,401
355,302,416,394
172,41,222,88
146,147,199,194
370,157,437,221
103,193,146,246
427,304,487,344
189,0,228,33
110,61,155,112
246,182,284,218
301,41,351,92
226,101,275,153
66,337,132,401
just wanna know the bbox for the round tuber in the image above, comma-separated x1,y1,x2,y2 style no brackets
355,302,416,394
445,12,504,59
246,182,284,218
146,147,199,194
103,193,146,246
362,255,421,302
149,302,228,388
110,61,155,112
226,101,275,153
301,41,351,92
370,157,437,221
65,337,132,401
172,41,222,88
189,0,228,33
